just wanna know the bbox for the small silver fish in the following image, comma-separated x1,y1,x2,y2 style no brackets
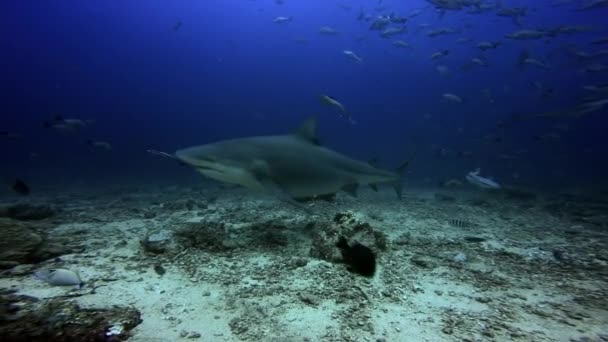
442,93,463,103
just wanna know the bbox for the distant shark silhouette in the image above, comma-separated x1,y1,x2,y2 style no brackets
174,117,411,203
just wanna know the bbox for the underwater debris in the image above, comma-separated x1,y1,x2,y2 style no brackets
336,236,376,277
464,236,486,242
0,295,141,341
153,264,166,276
141,229,174,254
34,268,84,287
452,252,467,263
174,221,230,252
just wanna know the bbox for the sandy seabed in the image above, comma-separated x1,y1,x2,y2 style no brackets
1,184,607,342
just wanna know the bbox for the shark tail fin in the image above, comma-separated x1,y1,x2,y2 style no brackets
393,152,416,200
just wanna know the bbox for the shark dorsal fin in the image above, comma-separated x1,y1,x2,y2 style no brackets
293,117,320,145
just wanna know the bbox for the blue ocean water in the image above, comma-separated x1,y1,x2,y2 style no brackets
2,0,608,192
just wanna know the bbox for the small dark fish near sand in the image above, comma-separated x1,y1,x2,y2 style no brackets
11,178,30,195
336,236,376,277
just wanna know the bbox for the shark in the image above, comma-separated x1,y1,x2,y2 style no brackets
174,117,411,203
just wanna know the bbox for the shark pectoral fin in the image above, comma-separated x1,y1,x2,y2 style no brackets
369,184,378,192
249,159,312,213
342,183,359,197
261,179,313,213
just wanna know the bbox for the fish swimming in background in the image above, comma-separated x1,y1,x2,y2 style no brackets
0,131,22,140
172,20,182,31
505,29,546,40
431,50,449,59
523,57,550,69
273,16,292,24
174,117,411,205
392,40,413,49
477,41,501,51
436,65,451,77
582,84,608,93
44,115,90,132
369,16,391,30
466,168,501,189
34,268,84,287
576,0,608,11
319,95,354,123
591,36,608,45
87,140,112,150
11,178,30,195
427,28,457,37
496,7,527,26
319,26,338,35
381,26,407,38
336,236,376,277
442,93,463,103
343,50,363,63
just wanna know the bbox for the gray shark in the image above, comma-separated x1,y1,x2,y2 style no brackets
175,117,410,202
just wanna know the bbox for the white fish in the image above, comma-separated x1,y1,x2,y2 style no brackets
442,93,463,103
505,30,545,40
392,40,412,49
436,65,451,77
465,168,501,189
34,268,84,287
471,57,489,66
431,50,449,59
582,84,608,93
273,16,292,24
582,63,607,73
319,26,338,35
87,140,112,150
457,37,474,43
477,41,500,51
381,26,406,38
523,58,549,69
577,0,608,11
343,50,363,63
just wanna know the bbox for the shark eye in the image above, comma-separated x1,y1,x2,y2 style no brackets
202,156,217,162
